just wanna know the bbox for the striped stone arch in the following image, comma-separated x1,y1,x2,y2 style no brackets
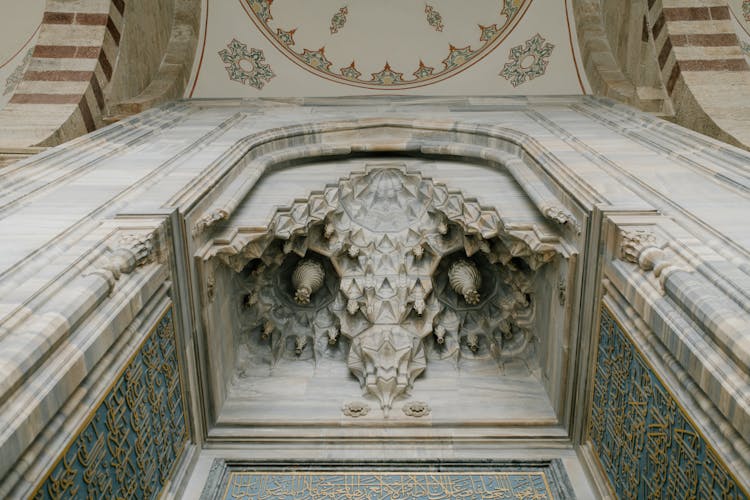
571,0,750,149
0,0,124,147
644,0,750,147
0,0,200,149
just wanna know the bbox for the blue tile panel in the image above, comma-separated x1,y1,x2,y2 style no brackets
221,471,554,499
34,307,187,500
590,306,748,499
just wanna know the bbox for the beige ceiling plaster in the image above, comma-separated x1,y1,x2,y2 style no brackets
0,0,44,109
187,0,590,97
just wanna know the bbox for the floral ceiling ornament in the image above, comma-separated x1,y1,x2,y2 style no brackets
340,61,362,80
502,0,520,18
277,28,296,47
370,63,404,85
425,5,444,32
218,39,275,90
500,33,554,87
330,6,348,34
242,0,530,89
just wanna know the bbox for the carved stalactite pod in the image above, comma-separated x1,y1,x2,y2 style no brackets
327,328,339,345
294,335,308,355
466,333,480,352
291,259,325,304
448,260,482,305
434,325,446,344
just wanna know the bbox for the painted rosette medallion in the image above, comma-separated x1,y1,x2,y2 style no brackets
243,0,531,89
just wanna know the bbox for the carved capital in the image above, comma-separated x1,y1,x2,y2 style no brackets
117,232,155,268
84,232,155,294
619,229,658,265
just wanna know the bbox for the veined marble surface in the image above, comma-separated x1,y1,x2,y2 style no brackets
0,96,748,498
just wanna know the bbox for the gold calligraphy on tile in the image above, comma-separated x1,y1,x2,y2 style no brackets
33,307,188,500
590,305,748,499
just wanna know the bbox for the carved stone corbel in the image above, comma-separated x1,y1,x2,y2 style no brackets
543,205,581,234
193,208,229,237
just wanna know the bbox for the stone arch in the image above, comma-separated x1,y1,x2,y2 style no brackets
191,117,584,240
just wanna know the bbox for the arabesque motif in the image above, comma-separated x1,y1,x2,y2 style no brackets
329,6,348,34
218,39,275,89
424,5,444,32
3,48,32,96
500,33,554,87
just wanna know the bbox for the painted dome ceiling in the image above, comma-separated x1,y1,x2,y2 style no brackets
187,0,590,97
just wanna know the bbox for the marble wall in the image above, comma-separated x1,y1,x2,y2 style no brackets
0,96,747,498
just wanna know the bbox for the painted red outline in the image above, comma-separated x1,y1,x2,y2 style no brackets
237,0,535,91
188,0,210,97
564,0,586,94
0,23,40,70
730,2,750,38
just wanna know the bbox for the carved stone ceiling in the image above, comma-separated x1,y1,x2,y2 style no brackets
188,0,590,96
208,165,568,419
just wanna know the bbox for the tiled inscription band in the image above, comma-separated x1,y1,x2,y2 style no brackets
201,460,575,500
